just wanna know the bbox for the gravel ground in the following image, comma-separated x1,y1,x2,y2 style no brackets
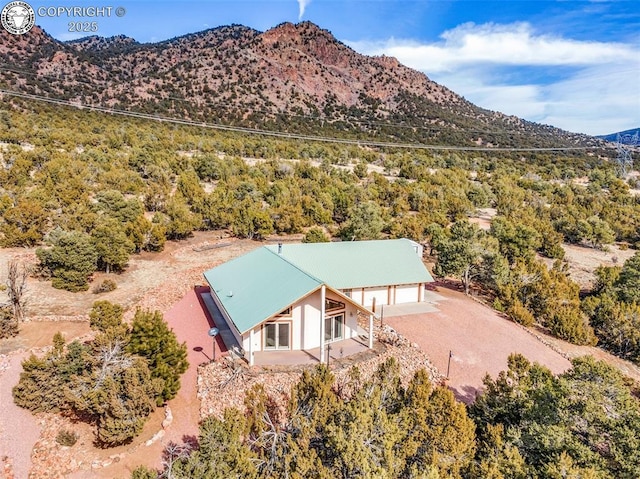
386,286,572,403
199,330,443,423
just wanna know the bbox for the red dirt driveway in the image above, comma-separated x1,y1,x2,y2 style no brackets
386,286,571,403
157,285,229,445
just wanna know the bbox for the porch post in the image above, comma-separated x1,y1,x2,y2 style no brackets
320,284,326,364
368,314,374,349
249,328,254,366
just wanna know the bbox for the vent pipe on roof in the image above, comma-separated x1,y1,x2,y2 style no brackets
278,243,282,254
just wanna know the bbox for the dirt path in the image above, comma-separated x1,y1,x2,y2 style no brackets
0,352,42,479
0,321,91,355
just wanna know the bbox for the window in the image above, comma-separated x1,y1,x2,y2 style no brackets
324,314,344,343
276,307,292,316
343,289,352,298
264,322,290,350
325,298,345,312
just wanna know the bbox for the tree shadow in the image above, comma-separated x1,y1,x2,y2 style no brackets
449,383,481,405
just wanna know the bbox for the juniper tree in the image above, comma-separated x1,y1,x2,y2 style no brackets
302,227,330,243
36,229,98,292
127,309,188,405
12,333,91,413
92,218,134,273
617,252,640,303
170,409,258,479
88,300,123,330
74,353,161,446
434,221,499,295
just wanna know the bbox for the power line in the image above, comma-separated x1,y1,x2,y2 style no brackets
0,62,509,135
0,87,600,152
0,63,601,139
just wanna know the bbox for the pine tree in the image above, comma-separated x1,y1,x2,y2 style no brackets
127,309,189,404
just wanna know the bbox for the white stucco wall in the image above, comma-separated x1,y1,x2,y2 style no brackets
243,303,302,353
346,283,423,307
242,289,361,354
302,290,322,350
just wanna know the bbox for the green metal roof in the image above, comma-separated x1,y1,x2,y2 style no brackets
265,238,434,289
203,239,434,333
203,247,321,334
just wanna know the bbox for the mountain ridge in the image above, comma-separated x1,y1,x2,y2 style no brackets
0,21,604,148
598,128,640,145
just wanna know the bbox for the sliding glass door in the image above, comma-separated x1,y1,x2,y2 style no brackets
324,314,344,343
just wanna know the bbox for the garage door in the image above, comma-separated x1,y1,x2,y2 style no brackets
363,287,389,311
395,284,419,304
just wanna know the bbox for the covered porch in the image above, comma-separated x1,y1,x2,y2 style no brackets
201,283,376,367
252,335,371,366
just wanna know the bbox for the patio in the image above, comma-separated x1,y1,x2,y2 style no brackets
252,336,371,366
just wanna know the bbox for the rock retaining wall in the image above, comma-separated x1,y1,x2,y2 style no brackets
199,325,444,421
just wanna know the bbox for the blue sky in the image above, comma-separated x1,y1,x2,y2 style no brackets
25,0,640,135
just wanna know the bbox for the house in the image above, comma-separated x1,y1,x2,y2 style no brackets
203,239,434,365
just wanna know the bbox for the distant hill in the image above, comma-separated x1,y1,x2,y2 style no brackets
0,21,605,149
598,128,640,145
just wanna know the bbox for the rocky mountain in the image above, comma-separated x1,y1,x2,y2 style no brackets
0,21,603,148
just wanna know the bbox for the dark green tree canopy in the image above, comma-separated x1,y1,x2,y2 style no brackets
127,309,189,405
36,229,98,292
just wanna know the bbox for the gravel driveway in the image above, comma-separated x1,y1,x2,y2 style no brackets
385,286,571,403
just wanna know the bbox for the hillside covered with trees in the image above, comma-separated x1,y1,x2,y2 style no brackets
1,98,639,356
0,22,605,149
132,356,640,478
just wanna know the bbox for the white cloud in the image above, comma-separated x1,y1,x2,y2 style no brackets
297,0,311,20
536,65,640,134
346,22,640,135
349,22,637,73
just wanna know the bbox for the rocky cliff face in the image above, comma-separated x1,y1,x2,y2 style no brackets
0,21,602,147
